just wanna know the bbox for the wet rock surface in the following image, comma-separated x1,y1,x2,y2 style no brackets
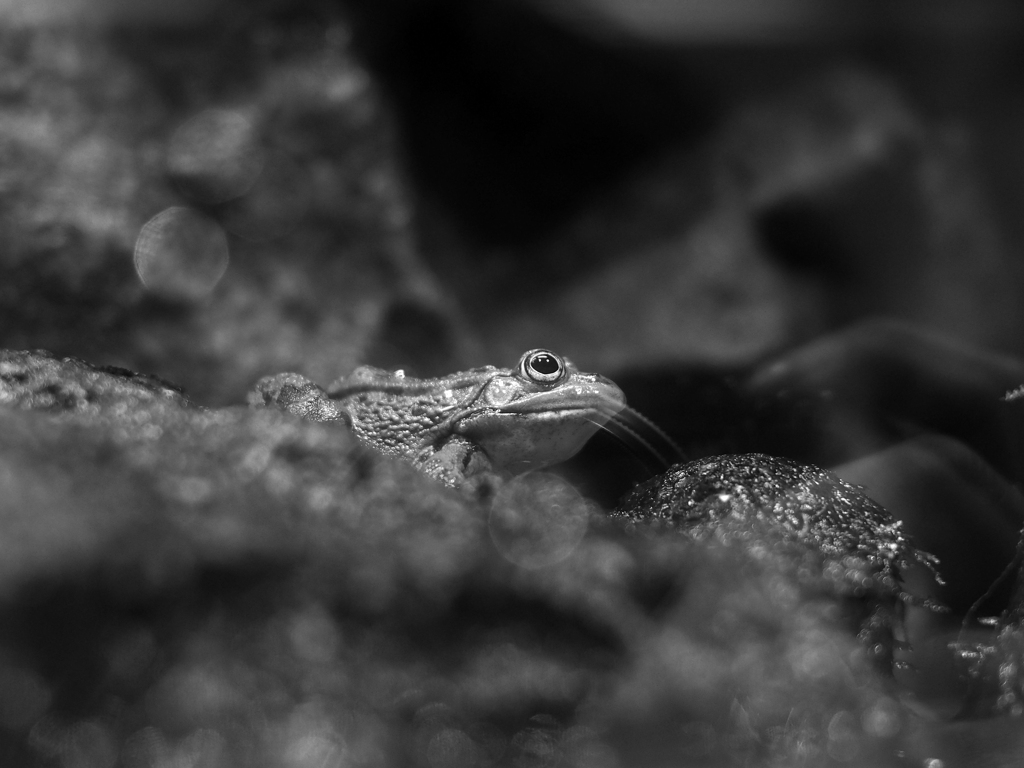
0,349,926,767
0,348,191,412
614,453,942,670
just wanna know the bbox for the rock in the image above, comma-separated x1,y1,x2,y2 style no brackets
613,453,943,670
0,348,190,412
0,349,935,766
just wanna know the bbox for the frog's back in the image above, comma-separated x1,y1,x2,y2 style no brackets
326,365,496,400
325,365,497,459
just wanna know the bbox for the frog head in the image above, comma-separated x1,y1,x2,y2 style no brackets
454,349,627,474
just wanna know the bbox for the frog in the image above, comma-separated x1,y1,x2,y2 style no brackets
249,349,632,487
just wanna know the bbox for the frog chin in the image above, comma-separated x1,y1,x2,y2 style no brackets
456,409,611,474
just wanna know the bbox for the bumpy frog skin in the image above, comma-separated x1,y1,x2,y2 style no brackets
250,349,627,486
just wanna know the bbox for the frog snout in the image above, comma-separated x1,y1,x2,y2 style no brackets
592,375,626,407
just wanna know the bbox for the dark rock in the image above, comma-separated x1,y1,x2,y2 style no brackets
613,453,942,671
0,348,190,412
0,348,941,767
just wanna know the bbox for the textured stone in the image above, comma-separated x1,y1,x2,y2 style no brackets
0,348,190,412
0,347,946,767
614,453,942,670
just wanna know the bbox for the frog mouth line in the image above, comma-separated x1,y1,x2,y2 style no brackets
587,405,684,473
492,384,625,416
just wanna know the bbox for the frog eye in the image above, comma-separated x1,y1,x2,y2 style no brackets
520,349,565,384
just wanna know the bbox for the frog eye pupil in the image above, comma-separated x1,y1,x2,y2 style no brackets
529,353,560,376
519,349,566,383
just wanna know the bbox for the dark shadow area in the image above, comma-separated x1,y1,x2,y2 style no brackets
344,0,717,246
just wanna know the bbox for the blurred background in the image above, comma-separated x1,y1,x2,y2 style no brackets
2,0,1024,396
